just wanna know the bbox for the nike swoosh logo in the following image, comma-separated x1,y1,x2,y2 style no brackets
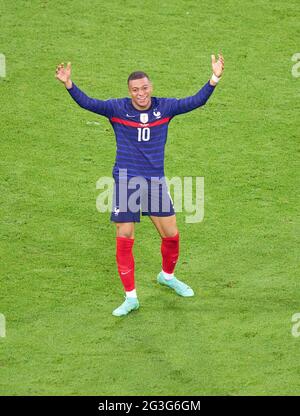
126,114,136,118
121,269,132,275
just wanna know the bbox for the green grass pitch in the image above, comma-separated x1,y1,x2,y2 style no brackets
0,0,299,395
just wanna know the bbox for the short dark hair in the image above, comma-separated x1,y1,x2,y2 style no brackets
127,71,150,84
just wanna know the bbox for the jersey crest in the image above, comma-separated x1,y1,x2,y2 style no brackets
140,113,148,124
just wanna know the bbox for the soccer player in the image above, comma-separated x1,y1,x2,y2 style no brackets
55,54,224,316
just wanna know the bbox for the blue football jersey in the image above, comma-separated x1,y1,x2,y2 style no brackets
67,81,215,179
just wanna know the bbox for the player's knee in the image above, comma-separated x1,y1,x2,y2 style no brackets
116,223,134,239
162,227,178,238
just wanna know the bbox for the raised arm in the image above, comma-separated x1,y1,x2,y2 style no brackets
55,62,113,117
168,53,224,117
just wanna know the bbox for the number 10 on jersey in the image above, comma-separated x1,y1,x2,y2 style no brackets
137,127,151,142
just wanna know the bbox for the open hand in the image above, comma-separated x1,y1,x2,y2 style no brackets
211,54,224,78
55,62,71,84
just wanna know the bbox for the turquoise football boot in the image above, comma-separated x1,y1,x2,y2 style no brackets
112,297,139,317
157,272,194,297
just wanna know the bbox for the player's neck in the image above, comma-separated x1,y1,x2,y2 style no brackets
131,99,152,111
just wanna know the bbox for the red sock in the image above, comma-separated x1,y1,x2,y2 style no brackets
161,233,179,274
116,236,135,292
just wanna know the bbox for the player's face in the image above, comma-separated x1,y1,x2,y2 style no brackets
128,77,153,110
